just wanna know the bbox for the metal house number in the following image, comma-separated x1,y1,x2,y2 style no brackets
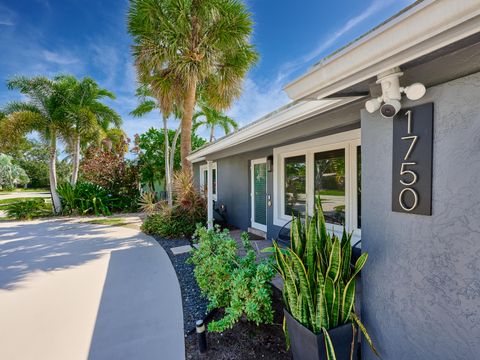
392,103,433,215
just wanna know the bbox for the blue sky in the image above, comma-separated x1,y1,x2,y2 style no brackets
0,0,414,144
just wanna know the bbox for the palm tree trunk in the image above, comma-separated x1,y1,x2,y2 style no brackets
209,126,215,142
169,125,181,205
163,115,173,207
181,78,197,173
71,133,81,185
49,132,62,214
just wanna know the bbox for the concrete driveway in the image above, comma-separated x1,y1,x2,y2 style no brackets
0,219,184,360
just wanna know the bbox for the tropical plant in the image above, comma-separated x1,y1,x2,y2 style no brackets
6,198,49,220
59,75,122,185
271,199,378,359
80,139,140,212
131,85,182,206
0,76,76,213
10,140,70,189
0,153,29,190
132,127,206,204
141,170,206,237
57,181,111,216
128,0,258,172
193,101,238,142
189,225,275,332
138,191,160,214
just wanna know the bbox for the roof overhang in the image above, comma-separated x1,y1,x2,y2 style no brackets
187,96,363,162
284,0,480,101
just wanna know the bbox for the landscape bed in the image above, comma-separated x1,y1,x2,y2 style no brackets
154,235,292,360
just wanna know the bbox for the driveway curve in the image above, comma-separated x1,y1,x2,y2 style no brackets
0,218,184,360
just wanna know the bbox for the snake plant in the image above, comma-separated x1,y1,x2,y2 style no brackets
272,199,378,359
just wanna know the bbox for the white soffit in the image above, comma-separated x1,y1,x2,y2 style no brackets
187,96,363,161
284,0,480,101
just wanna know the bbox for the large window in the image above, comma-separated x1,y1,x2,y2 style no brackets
273,129,361,236
314,149,345,226
284,155,306,217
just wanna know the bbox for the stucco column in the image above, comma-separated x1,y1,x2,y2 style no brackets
207,160,214,228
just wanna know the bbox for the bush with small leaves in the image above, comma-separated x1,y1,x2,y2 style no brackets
188,225,276,332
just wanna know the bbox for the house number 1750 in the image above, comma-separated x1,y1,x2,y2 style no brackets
398,110,419,211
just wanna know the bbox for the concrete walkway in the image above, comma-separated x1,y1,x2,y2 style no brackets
0,218,184,360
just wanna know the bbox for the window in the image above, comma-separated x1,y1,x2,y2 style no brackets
314,149,345,226
199,163,217,200
273,129,361,236
284,155,306,217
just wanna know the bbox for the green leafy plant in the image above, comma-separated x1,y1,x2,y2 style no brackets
138,191,159,214
188,225,275,332
141,170,206,238
141,204,201,238
271,199,378,358
6,198,49,220
57,181,112,216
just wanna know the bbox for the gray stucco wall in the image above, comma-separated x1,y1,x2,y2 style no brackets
361,71,480,359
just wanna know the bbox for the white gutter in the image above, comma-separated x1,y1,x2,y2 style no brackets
187,97,362,161
284,0,480,100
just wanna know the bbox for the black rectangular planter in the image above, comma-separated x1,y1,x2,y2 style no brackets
284,310,356,360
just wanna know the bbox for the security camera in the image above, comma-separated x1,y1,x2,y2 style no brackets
364,67,426,117
380,99,401,118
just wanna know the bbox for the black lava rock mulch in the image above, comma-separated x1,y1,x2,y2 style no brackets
153,236,208,334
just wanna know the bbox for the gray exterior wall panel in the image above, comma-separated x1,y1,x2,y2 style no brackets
361,72,480,359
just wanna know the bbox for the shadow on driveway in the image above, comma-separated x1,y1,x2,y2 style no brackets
0,220,149,290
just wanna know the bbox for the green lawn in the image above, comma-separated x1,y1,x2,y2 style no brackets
85,218,129,227
0,197,52,208
0,188,49,194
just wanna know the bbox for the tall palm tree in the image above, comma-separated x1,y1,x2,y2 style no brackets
128,0,258,173
193,103,238,142
60,75,122,185
130,85,181,206
0,76,71,213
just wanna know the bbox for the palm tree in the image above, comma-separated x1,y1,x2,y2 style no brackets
0,76,71,213
131,85,181,206
128,0,258,173
60,75,122,185
193,103,238,142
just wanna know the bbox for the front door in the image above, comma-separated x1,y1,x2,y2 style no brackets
251,158,267,232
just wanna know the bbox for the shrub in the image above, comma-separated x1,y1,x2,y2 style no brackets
141,170,206,238
6,198,48,220
173,170,207,220
57,181,112,216
188,225,275,332
141,204,203,238
80,143,140,212
138,191,160,214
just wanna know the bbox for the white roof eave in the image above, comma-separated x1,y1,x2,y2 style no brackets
187,97,363,161
284,0,480,101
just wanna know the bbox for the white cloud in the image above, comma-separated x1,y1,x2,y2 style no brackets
226,77,290,127
0,19,14,26
42,50,79,65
